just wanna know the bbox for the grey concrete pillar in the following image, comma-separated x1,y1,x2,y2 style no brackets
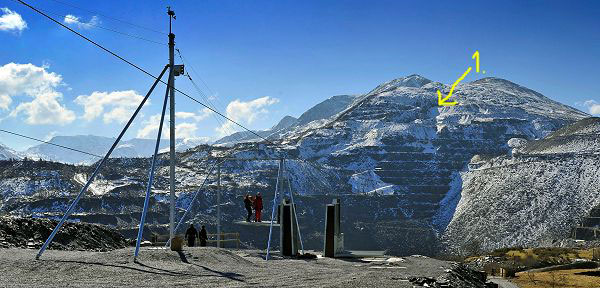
324,198,343,257
324,204,336,257
280,202,298,256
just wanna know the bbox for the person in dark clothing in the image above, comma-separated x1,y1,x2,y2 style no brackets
254,192,263,222
185,224,198,247
244,194,253,222
199,225,208,247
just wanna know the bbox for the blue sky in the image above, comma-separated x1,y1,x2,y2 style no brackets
0,0,599,151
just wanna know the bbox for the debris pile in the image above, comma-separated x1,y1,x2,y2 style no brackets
409,263,496,288
0,216,127,251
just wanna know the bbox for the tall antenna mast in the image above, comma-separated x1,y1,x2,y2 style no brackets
167,6,177,248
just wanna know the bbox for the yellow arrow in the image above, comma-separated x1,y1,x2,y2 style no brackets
438,67,472,106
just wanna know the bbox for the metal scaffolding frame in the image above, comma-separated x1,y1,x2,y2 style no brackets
35,65,170,260
158,156,305,260
266,159,304,260
134,72,172,261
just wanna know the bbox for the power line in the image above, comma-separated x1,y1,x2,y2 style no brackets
176,49,219,105
175,49,228,131
94,26,166,46
176,48,271,144
22,3,166,46
17,0,335,184
16,0,275,146
46,0,167,35
186,74,238,139
0,129,102,158
176,50,242,143
73,20,166,46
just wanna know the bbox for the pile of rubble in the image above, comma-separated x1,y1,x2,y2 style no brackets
409,263,498,288
0,216,128,251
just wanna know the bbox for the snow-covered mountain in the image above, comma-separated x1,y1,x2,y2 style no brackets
284,74,586,196
442,117,600,254
214,95,356,144
273,74,589,252
0,144,21,160
24,135,209,164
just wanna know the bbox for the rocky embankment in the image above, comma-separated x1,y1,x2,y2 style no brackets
0,216,127,251
443,118,600,254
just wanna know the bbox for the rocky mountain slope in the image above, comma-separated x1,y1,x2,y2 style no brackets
282,75,586,220
275,74,587,253
0,144,20,160
442,117,600,254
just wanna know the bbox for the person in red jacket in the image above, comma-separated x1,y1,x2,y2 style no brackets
254,192,263,222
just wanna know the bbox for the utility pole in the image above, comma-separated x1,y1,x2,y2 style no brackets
167,6,177,248
217,162,221,248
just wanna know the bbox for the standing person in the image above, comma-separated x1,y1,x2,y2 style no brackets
254,192,263,222
199,225,208,247
244,194,253,222
185,224,198,247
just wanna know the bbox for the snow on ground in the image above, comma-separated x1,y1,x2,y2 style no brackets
348,170,393,195
432,171,463,231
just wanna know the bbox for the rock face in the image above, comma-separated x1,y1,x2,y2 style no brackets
0,216,127,251
443,118,600,254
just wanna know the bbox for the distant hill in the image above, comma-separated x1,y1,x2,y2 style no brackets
214,95,356,144
23,135,209,164
0,144,20,160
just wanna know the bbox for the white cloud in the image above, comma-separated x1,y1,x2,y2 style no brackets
175,122,198,139
74,90,145,124
63,14,100,29
583,100,600,115
176,108,212,122
11,91,76,125
43,131,58,141
0,8,27,33
0,63,75,125
136,114,164,139
0,63,60,110
136,110,210,139
216,96,279,137
63,14,79,24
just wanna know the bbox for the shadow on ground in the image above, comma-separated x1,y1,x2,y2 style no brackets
50,253,245,283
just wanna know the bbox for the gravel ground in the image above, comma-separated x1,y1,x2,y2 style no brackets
0,247,463,287
488,277,520,288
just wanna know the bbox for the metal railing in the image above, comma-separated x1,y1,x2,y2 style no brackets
206,232,240,249
151,232,240,249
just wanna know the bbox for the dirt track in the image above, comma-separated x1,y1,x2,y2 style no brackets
0,247,462,287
